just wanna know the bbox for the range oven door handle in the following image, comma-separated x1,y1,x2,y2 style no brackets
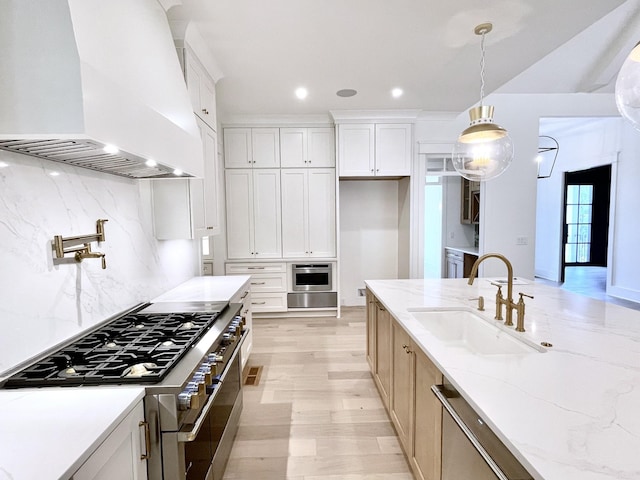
177,334,245,443
431,385,509,480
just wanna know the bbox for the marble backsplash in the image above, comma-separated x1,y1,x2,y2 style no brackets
0,150,199,375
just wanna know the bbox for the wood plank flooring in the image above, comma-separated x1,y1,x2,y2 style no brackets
223,307,414,480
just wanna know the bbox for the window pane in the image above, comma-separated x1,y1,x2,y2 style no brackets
567,185,580,204
579,185,593,204
577,224,591,243
578,205,592,223
567,224,578,243
566,205,578,224
577,243,590,263
565,244,577,263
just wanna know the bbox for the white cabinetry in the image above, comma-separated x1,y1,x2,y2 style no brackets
151,179,193,240
72,401,147,480
195,119,221,235
338,123,412,177
445,248,464,279
225,169,282,259
151,121,221,239
224,128,280,168
280,127,335,168
226,263,287,314
230,279,253,368
281,168,336,258
184,49,217,130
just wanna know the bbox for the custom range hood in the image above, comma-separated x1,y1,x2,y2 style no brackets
0,0,203,179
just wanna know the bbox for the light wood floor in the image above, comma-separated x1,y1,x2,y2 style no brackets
223,307,414,480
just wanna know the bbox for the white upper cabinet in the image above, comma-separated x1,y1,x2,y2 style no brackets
184,49,217,130
224,128,280,168
338,124,375,176
375,124,412,176
225,169,282,259
281,168,336,258
338,123,412,177
197,119,221,235
280,127,335,168
151,118,221,240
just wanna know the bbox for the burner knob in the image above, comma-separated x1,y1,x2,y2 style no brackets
178,392,192,411
198,365,213,385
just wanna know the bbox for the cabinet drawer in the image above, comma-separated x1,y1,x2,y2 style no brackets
249,273,287,293
225,262,286,274
250,293,287,313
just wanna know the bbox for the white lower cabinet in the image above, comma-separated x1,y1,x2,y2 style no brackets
225,262,287,314
281,168,336,258
225,169,282,259
72,401,147,480
230,279,253,369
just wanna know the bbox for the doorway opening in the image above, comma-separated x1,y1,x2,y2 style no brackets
561,164,611,283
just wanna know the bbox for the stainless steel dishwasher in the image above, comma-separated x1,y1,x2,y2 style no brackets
432,380,534,480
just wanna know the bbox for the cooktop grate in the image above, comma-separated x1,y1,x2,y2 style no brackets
2,309,223,388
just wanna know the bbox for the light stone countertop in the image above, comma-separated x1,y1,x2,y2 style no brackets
0,387,144,480
151,275,251,303
365,277,640,480
445,245,479,256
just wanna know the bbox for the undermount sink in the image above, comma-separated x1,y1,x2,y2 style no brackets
407,308,545,355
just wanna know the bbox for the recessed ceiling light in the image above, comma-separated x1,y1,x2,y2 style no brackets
145,159,157,167
49,171,60,177
103,144,119,154
0,161,8,168
336,89,357,98
173,168,183,176
392,88,404,98
295,87,308,100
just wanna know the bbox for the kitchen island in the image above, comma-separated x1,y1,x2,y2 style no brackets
366,277,640,480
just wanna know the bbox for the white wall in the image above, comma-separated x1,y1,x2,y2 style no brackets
339,180,401,306
612,125,640,301
0,151,198,375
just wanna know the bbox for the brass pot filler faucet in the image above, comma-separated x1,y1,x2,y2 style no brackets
53,219,108,269
467,253,533,332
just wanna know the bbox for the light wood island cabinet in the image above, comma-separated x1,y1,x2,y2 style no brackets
366,288,442,480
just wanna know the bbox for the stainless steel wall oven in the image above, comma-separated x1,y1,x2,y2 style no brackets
289,263,336,308
291,263,332,291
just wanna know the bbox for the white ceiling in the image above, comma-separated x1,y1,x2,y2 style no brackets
172,0,637,120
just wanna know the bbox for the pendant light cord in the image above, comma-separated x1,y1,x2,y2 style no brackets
479,30,486,107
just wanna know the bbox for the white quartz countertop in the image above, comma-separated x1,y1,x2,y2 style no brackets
365,278,640,480
445,245,479,256
0,387,144,480
151,275,250,303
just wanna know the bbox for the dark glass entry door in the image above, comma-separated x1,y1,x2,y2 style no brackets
562,165,611,278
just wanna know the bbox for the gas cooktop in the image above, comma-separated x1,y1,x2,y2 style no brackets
2,301,229,388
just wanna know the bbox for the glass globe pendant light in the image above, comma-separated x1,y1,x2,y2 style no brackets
452,23,514,182
615,42,640,131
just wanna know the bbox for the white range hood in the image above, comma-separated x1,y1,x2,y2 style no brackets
0,0,203,179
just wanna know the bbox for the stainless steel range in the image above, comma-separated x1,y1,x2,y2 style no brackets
1,300,246,480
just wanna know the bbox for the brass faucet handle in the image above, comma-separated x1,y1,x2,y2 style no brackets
518,292,534,303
